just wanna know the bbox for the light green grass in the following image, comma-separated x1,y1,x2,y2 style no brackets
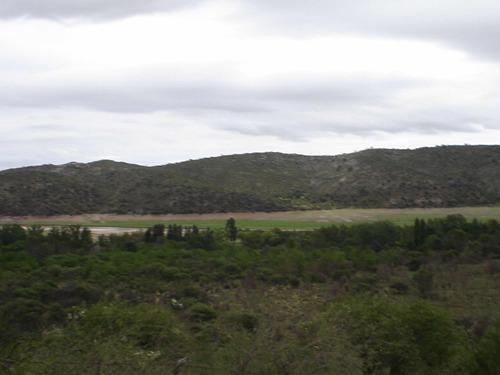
19,206,500,230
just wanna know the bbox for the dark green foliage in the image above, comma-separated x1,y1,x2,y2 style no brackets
2,217,500,373
469,323,500,374
413,269,435,297
182,285,201,298
0,224,26,245
2,297,46,332
310,221,404,253
1,145,500,215
327,295,464,374
414,218,427,247
144,224,165,242
187,302,217,322
225,217,237,241
225,312,259,331
390,281,409,294
167,224,183,241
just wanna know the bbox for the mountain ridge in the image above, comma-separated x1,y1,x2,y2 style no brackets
1,145,499,216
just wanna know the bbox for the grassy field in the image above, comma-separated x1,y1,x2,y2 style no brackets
8,206,500,230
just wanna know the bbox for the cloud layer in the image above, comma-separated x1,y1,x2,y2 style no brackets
239,0,500,61
0,0,204,21
0,0,499,170
4,0,499,61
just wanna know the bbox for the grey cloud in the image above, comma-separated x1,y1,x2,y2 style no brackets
4,0,499,61
0,0,203,21
1,66,497,142
0,68,411,115
0,80,270,114
260,78,416,106
21,124,69,131
213,100,498,142
239,0,500,61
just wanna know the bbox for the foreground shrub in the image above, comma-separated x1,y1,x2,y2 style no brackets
326,294,465,374
187,302,217,322
225,312,259,331
469,323,500,374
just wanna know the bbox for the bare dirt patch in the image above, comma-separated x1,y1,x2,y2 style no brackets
2,212,287,224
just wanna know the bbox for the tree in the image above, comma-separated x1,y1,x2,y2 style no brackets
327,295,463,374
0,224,26,245
470,323,500,374
167,224,182,241
225,218,238,241
152,224,165,240
414,218,426,248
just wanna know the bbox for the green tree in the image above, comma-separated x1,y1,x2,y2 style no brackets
167,224,182,241
470,323,500,374
0,224,26,245
225,218,238,241
414,218,427,248
326,295,463,374
152,224,165,240
413,269,434,297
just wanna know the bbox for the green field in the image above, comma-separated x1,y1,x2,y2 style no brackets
16,206,500,230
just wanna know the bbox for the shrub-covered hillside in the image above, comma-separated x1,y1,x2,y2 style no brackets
1,215,500,373
0,145,499,215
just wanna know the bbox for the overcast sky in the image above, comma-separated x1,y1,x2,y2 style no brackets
1,0,499,170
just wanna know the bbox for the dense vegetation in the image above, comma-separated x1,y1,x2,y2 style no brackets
1,215,500,374
1,145,499,215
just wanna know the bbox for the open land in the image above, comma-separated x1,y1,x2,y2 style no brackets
3,206,500,234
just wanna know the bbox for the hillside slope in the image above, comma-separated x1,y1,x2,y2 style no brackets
0,145,499,215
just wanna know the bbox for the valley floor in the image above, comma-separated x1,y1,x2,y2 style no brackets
3,206,500,229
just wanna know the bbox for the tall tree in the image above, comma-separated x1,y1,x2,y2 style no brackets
225,218,238,241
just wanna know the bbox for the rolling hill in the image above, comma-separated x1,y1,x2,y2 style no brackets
1,145,499,216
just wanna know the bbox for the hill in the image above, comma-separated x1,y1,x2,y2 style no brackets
0,145,499,215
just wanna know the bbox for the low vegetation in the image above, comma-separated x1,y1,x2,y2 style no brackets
2,214,500,374
1,145,499,215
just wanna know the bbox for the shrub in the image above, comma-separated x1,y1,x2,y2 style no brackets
288,275,300,288
187,303,217,322
2,298,46,332
226,312,259,331
353,282,371,293
413,269,434,297
79,303,179,349
221,263,241,278
178,297,198,309
182,285,201,298
326,295,463,374
162,266,181,281
390,281,409,294
469,323,500,375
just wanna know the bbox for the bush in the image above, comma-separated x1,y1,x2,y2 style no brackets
182,285,201,298
79,303,179,349
225,312,259,331
2,298,46,332
326,295,464,374
390,281,409,294
413,269,434,297
178,297,198,309
288,275,300,288
187,303,217,322
469,323,500,374
221,263,241,278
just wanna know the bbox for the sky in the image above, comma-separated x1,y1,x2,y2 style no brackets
1,0,500,170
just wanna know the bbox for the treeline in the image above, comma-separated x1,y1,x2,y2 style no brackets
1,216,500,374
